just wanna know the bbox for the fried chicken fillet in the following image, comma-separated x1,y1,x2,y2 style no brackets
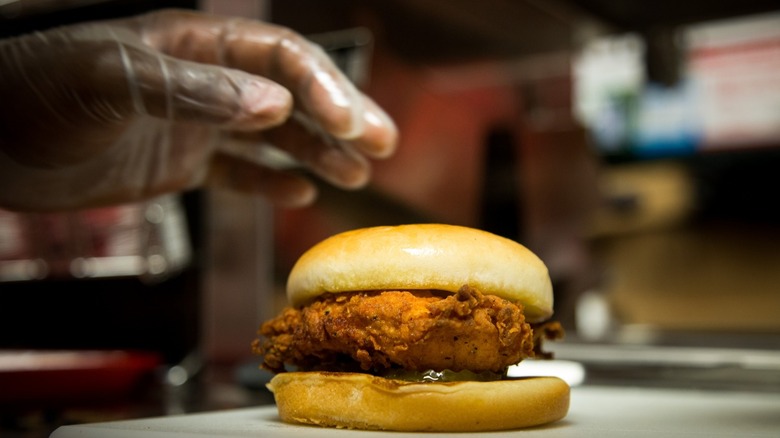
253,285,560,374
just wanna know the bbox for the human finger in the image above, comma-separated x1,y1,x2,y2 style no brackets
134,9,366,138
207,152,317,207
231,117,372,190
102,39,294,129
345,95,399,159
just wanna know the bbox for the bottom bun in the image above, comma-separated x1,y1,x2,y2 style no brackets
267,371,570,432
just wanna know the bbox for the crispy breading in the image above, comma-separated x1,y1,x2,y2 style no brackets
253,285,538,374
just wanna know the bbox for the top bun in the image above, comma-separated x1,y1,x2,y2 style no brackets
287,224,553,322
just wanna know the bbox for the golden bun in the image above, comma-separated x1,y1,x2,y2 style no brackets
287,224,553,322
268,372,570,431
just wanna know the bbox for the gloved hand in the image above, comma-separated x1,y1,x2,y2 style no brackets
0,8,397,211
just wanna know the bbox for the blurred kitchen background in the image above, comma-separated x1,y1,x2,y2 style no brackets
1,0,779,435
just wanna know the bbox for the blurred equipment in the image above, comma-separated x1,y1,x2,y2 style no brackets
574,11,780,159
0,196,191,283
568,0,780,84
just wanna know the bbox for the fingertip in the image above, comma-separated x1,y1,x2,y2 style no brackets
303,69,366,140
280,180,318,208
363,101,399,159
235,79,294,129
346,97,399,159
315,146,371,190
336,167,371,190
207,153,318,207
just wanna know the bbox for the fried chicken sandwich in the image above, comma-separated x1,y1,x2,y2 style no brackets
252,223,568,431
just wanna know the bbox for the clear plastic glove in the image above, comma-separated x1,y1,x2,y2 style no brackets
0,8,397,211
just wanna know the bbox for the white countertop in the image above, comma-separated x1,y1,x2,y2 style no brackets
50,384,780,437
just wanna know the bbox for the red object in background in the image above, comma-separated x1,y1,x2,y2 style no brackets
0,350,161,407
